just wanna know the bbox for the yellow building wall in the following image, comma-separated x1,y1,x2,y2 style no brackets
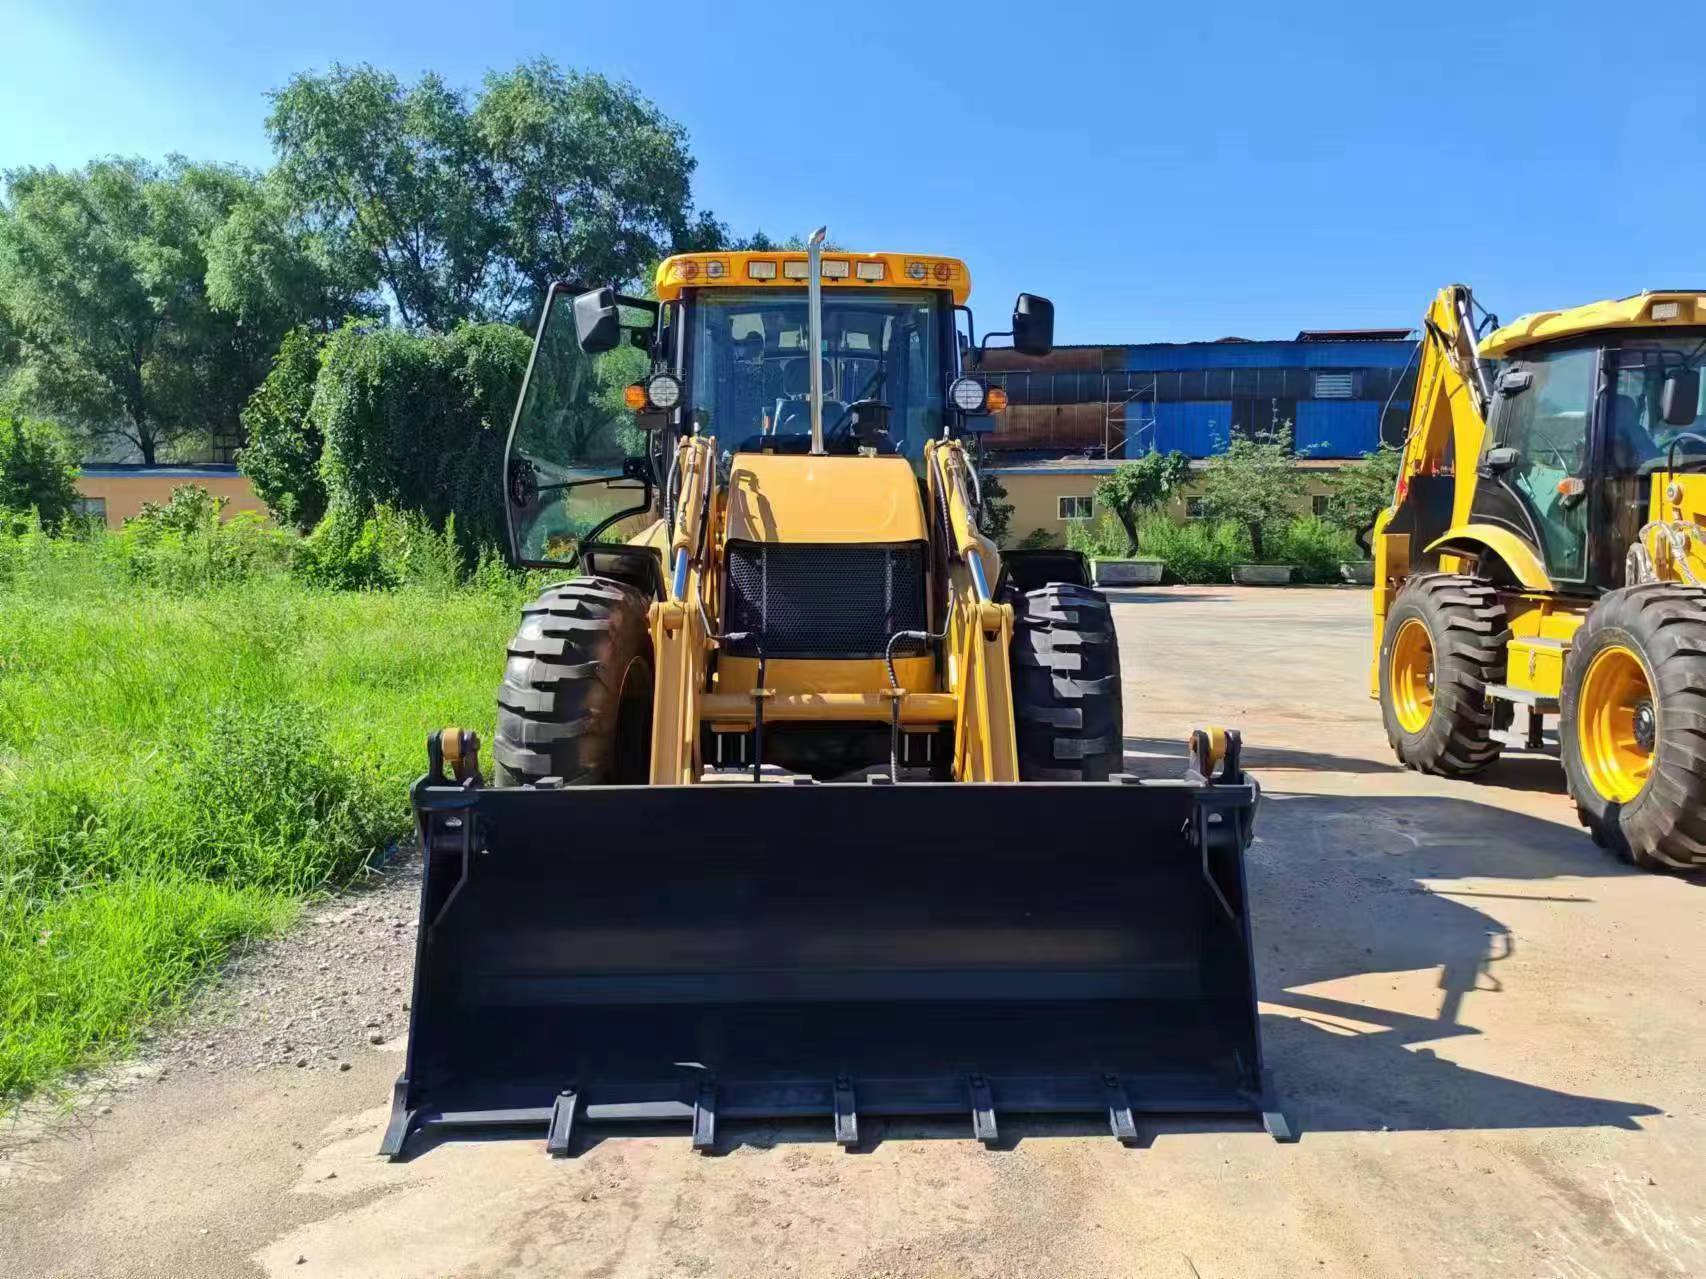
76,472,267,529
996,469,1339,547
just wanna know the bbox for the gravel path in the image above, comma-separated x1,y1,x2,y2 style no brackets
154,858,422,1077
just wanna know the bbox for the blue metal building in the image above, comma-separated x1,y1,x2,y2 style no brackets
979,328,1418,460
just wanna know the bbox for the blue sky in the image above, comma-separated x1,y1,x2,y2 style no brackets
3,0,1702,344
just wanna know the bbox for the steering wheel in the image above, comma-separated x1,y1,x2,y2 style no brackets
826,366,888,440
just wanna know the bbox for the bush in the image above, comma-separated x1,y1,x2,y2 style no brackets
169,701,395,892
292,504,477,592
1135,515,1250,583
314,320,532,555
1014,527,1059,551
1271,516,1361,583
1064,512,1134,559
116,484,295,590
0,412,79,530
238,327,327,531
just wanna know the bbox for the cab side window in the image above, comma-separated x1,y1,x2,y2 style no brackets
1494,344,1597,580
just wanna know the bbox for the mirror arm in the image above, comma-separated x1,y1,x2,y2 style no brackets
977,329,1014,366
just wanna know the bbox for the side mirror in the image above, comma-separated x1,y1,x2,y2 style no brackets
1661,368,1700,427
1011,293,1055,357
1484,445,1521,473
572,287,622,355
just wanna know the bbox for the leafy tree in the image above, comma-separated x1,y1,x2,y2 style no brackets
1198,426,1306,562
268,60,731,330
0,412,79,528
0,158,337,464
267,66,505,331
476,60,724,310
1094,449,1190,555
238,328,328,530
204,171,373,338
1323,442,1402,554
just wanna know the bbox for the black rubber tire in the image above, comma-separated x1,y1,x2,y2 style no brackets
493,578,654,787
1560,583,1706,871
1379,574,1507,776
1009,582,1124,781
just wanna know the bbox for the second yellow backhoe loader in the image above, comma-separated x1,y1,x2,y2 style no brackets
379,231,1289,1158
1374,286,1706,870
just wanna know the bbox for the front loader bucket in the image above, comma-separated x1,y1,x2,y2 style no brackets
381,764,1289,1158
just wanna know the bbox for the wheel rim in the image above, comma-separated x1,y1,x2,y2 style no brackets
1577,644,1655,804
1389,618,1436,734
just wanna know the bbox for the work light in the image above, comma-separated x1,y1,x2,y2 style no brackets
949,377,986,412
646,372,683,411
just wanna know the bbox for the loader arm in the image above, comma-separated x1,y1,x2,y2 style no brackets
1371,285,1497,691
929,439,1020,781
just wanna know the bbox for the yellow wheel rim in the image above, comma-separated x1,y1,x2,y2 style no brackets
1577,644,1656,804
1389,617,1436,735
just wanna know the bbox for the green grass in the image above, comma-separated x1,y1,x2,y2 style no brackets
0,530,524,1101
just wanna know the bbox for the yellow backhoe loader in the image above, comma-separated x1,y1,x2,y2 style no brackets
381,232,1290,1158
1374,286,1706,870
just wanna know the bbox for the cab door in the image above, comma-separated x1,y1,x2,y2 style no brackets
1472,341,1599,585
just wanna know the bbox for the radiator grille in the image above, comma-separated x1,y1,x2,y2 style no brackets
723,541,928,659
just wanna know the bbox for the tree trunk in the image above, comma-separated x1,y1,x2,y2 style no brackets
1116,510,1140,557
1249,522,1264,562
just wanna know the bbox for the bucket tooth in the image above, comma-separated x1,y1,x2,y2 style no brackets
1103,1073,1141,1146
969,1074,999,1147
833,1076,859,1148
546,1089,580,1158
691,1082,717,1152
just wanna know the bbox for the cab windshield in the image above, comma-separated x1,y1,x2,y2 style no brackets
685,288,943,458
1608,333,1706,471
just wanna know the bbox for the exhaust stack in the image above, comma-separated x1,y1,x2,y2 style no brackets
807,226,827,455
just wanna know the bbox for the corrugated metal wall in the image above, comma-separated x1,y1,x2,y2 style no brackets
1151,402,1232,455
1121,341,1416,371
1295,400,1380,456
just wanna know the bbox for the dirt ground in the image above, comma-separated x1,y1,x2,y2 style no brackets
4,585,1704,1279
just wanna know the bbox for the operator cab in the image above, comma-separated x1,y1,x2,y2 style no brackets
1472,314,1706,589
501,249,1054,570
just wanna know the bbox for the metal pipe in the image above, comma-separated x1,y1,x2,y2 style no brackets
967,549,991,602
806,226,827,455
671,547,690,600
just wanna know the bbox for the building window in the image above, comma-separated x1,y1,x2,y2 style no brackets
72,496,108,524
1058,495,1093,521
1313,372,1355,398
1312,494,1330,517
1185,497,1207,520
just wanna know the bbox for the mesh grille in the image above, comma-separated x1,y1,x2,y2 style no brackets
723,542,928,659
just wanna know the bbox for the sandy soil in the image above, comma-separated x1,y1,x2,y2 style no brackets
3,585,1703,1279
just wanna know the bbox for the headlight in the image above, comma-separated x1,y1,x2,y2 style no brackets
949,377,987,413
646,372,683,410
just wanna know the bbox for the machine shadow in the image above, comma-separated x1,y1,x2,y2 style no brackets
1241,791,1660,1137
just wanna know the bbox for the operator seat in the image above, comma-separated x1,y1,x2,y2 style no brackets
1609,393,1659,471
